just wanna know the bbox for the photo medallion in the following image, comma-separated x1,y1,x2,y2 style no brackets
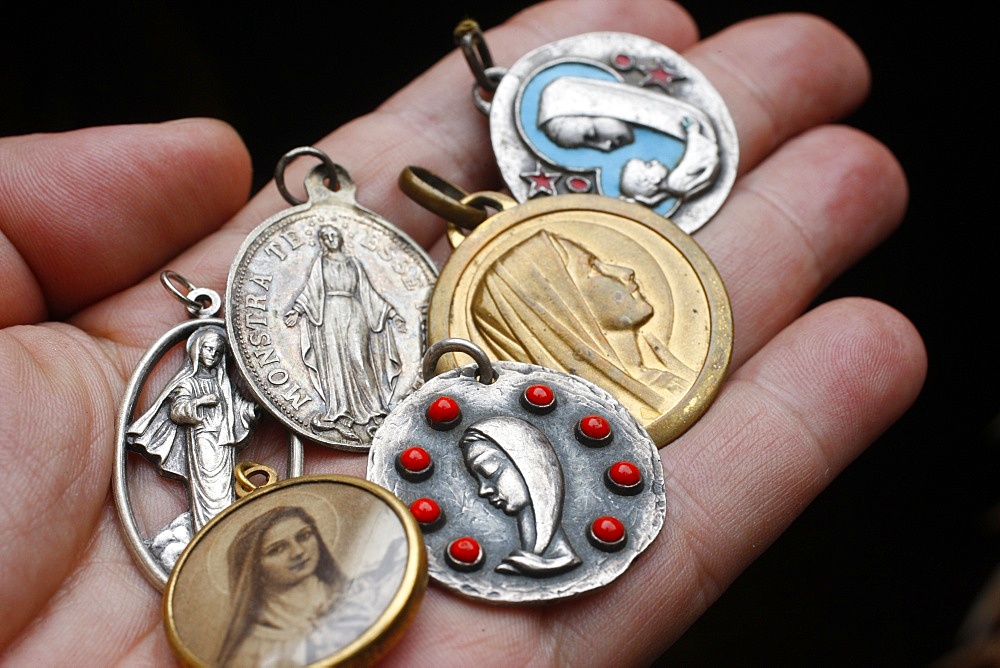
165,473,427,667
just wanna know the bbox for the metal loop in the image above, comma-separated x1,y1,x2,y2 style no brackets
423,338,495,385
160,271,220,318
398,166,489,229
274,146,340,206
454,19,497,94
471,67,506,116
459,191,518,215
233,461,279,498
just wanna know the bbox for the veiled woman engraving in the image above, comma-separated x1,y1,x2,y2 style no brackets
284,225,405,442
127,326,258,532
461,417,581,576
471,230,695,416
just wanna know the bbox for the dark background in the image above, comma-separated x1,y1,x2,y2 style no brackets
2,2,993,665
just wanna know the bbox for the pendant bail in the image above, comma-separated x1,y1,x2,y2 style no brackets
422,337,495,385
454,19,496,94
160,270,221,318
274,145,340,205
398,166,489,230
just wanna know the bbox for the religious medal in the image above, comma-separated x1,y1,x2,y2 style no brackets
165,468,427,667
113,271,304,589
367,338,665,604
455,21,739,233
226,147,438,452
401,168,732,447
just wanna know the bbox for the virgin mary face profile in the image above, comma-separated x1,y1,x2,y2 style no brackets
463,441,530,515
259,514,322,589
578,256,654,332
459,418,582,576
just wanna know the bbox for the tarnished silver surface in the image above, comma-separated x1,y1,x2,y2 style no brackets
226,154,437,451
483,32,738,234
114,315,304,590
367,345,666,604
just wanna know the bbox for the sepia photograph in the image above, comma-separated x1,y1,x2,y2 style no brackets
165,476,424,666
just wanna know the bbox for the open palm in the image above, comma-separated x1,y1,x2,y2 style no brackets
0,1,924,665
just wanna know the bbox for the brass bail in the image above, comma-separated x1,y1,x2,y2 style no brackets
398,166,490,230
233,461,279,498
453,19,495,92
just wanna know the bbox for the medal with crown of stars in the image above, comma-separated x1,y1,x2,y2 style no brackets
455,22,738,234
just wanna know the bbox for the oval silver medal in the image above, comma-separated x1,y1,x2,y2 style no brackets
226,149,438,451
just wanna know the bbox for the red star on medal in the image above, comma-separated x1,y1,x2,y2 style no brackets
520,164,561,197
640,61,685,91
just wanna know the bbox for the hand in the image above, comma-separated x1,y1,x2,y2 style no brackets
284,309,300,327
0,1,924,665
197,394,220,408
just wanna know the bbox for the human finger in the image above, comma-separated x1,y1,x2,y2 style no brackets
687,13,870,178
631,299,926,656
695,123,909,366
65,0,699,353
0,119,251,326
320,6,869,249
210,0,702,251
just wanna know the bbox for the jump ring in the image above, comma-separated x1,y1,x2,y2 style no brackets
423,338,496,385
274,146,340,206
234,461,279,498
160,271,219,317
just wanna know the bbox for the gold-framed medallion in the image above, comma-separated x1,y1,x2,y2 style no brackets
409,176,732,447
164,473,426,667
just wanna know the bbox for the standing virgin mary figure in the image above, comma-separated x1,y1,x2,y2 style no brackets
127,325,258,532
284,225,404,442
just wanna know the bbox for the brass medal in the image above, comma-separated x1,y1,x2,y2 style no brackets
406,171,732,446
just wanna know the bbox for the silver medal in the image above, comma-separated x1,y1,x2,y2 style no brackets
226,148,437,451
114,272,304,589
458,25,738,233
367,339,666,604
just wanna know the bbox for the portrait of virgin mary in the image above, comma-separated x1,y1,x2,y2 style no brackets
215,504,406,666
460,417,581,576
470,230,695,417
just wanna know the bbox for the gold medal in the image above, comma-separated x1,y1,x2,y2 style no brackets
164,469,426,667
402,168,732,446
